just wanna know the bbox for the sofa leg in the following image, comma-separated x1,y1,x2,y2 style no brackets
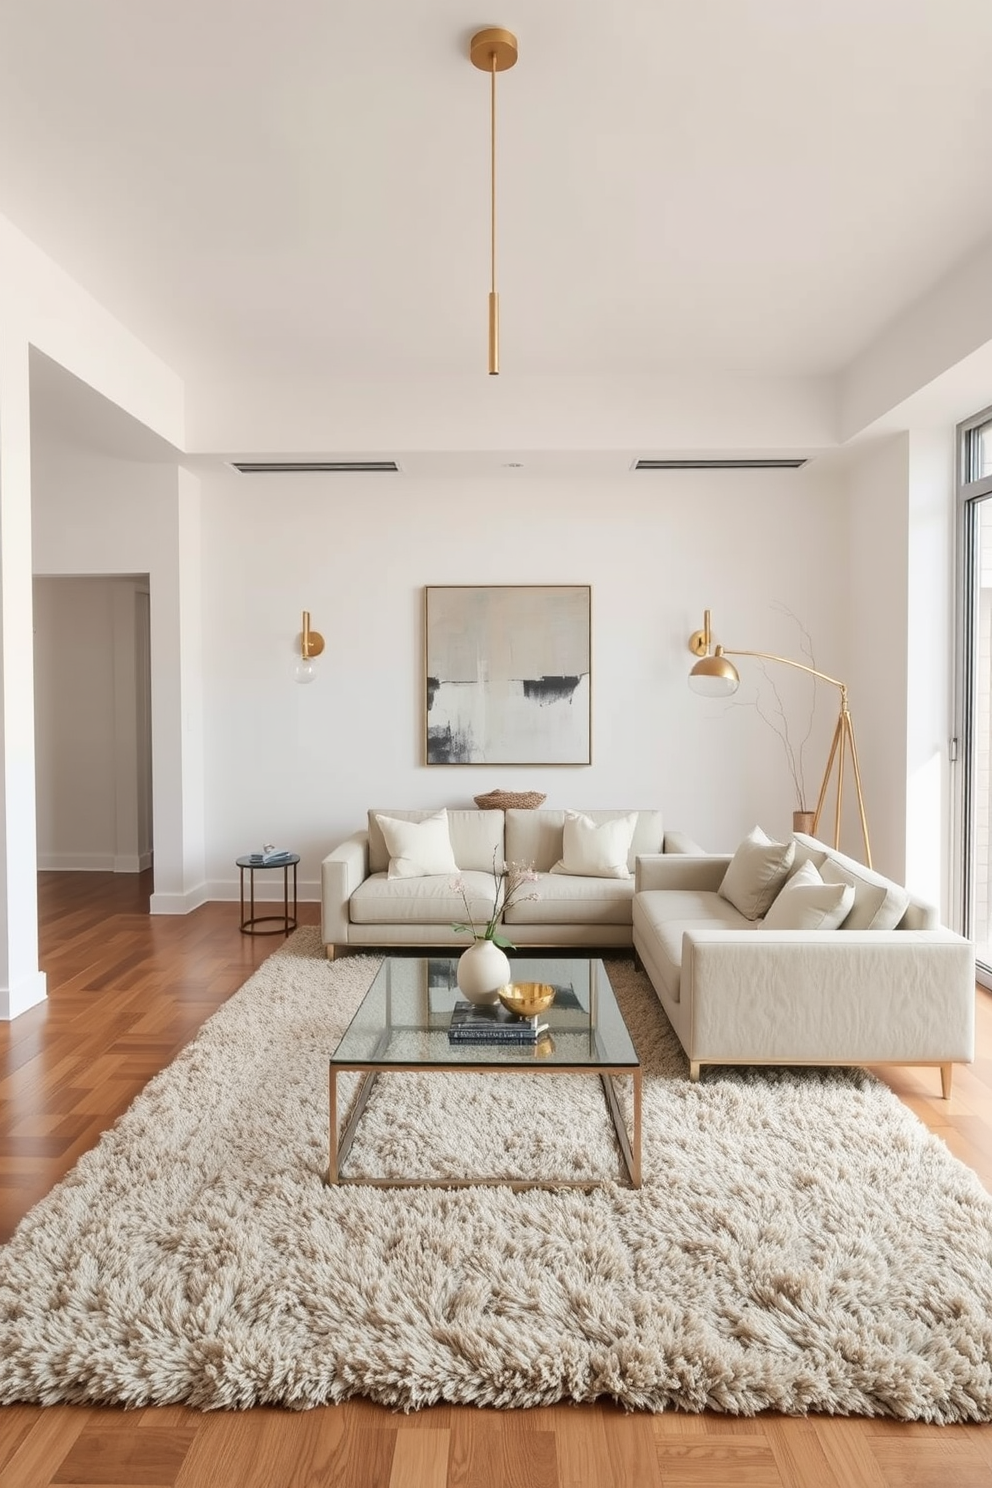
940,1062,953,1100
689,1061,701,1083
325,944,336,961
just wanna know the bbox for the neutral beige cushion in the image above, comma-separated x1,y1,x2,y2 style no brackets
819,857,911,931
505,809,665,873
368,808,504,873
550,811,638,879
505,871,633,925
718,826,796,920
763,859,855,931
350,869,494,924
374,810,459,880
633,889,754,1003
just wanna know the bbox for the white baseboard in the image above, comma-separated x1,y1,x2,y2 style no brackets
1,969,48,1020
37,852,116,871
209,877,319,902
149,884,210,916
38,852,154,874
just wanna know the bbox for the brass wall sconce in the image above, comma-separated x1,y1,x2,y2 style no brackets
469,26,518,375
295,610,324,685
688,609,871,865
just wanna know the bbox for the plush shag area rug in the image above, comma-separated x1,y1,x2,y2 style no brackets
1,929,991,1419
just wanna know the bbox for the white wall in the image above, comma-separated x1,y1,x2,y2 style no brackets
843,430,957,916
905,428,956,913
199,463,851,899
31,434,205,912
0,330,46,1016
845,437,910,882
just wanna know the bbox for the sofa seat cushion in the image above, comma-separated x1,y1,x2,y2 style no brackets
504,871,634,926
633,890,754,1002
350,870,495,926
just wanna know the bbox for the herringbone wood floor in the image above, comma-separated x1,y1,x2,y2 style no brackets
1,872,991,1487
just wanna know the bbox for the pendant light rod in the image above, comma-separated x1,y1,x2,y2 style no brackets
489,54,498,374
470,27,518,376
490,55,497,297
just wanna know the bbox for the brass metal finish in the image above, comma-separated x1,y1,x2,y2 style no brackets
688,608,713,657
691,1057,955,1100
688,609,872,865
327,953,639,1189
328,1061,642,1189
469,26,518,72
497,981,556,1018
301,609,324,659
689,650,739,687
469,27,518,374
488,291,499,375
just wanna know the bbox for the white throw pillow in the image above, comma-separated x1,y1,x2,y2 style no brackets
374,809,459,880
549,810,638,879
763,859,855,930
718,826,796,920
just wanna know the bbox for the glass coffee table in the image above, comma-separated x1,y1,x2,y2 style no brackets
327,954,641,1190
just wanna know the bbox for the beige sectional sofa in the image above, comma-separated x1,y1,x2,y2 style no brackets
632,832,975,1095
321,807,703,956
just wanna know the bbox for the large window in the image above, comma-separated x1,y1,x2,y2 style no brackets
958,408,992,981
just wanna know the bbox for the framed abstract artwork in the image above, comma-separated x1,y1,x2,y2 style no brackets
424,585,591,765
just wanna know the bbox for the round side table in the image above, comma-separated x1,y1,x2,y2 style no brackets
236,854,300,935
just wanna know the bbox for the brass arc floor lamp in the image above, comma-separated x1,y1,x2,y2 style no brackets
688,609,872,866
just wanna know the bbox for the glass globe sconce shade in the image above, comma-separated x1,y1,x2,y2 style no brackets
294,610,324,684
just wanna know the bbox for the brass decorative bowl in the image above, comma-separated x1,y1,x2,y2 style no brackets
497,981,556,1019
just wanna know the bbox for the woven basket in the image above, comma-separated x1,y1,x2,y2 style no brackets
473,789,547,811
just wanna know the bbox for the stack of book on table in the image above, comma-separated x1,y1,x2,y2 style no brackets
248,848,293,865
447,1000,548,1045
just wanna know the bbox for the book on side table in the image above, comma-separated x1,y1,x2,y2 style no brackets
447,1000,548,1044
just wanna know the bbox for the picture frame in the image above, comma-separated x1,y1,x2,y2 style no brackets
424,584,591,766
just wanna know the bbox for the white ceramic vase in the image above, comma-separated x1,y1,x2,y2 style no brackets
456,938,511,1005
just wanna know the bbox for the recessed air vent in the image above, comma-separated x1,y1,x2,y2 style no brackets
230,460,400,474
634,458,807,471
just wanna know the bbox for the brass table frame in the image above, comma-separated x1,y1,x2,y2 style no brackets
328,1057,642,1191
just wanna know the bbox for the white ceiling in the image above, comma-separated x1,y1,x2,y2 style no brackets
2,0,992,390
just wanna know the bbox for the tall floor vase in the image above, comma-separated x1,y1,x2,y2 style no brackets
456,939,511,1005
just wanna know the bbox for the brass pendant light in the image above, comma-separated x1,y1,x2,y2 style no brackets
469,27,518,375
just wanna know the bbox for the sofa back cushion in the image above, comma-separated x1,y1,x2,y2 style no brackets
368,809,504,874
792,832,926,930
819,859,911,931
505,809,664,873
